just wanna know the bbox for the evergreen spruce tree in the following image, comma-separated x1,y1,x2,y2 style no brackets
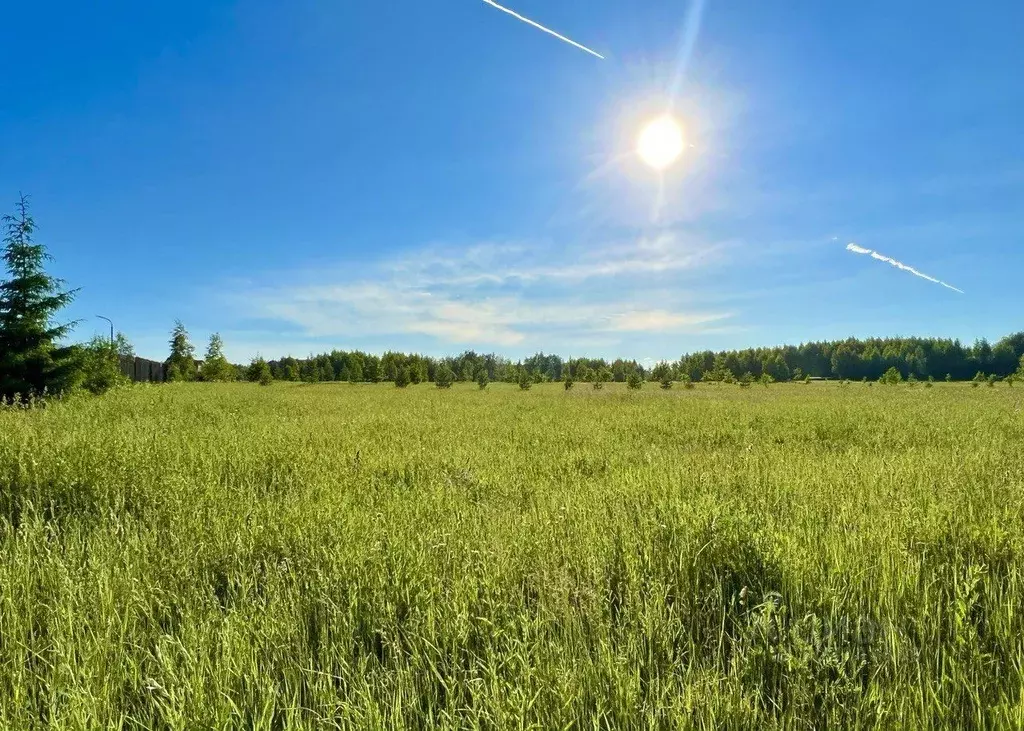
0,195,80,400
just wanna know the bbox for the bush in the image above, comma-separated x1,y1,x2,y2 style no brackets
987,374,997,387
660,378,672,390
76,336,130,395
592,380,603,390
626,372,643,390
760,373,774,387
564,377,574,391
395,368,411,388
518,371,532,390
477,370,489,390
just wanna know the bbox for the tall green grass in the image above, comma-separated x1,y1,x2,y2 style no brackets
1,382,1022,729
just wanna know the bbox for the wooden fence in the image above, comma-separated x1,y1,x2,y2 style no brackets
119,356,167,383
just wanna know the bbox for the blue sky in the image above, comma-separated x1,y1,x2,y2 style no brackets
2,0,1022,362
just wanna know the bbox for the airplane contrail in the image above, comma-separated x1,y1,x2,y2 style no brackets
481,0,605,60
846,243,964,294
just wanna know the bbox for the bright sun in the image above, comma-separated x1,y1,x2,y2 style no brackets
636,115,685,171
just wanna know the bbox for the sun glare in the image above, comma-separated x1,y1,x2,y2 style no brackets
636,115,685,171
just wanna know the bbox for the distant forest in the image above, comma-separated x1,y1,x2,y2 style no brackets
267,332,1024,384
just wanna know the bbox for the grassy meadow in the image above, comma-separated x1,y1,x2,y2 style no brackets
1,381,1022,729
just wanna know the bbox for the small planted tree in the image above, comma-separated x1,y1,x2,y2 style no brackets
987,374,997,387
564,376,574,391
518,367,532,390
166,321,197,382
435,364,455,389
760,373,774,388
247,356,273,385
681,374,695,390
738,372,753,389
395,367,411,388
201,333,233,382
476,369,489,390
907,373,918,387
925,375,934,388
627,371,643,390
660,376,672,390
880,367,902,385
945,374,953,383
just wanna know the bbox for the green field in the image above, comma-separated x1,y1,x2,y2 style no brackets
1,382,1022,729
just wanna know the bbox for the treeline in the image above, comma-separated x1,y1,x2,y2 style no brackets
258,334,1024,386
265,351,647,384
673,334,1024,383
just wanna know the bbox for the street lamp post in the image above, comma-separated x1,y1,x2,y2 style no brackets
96,315,114,345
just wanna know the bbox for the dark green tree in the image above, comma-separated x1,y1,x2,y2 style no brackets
395,367,411,388
166,321,197,382
627,371,643,390
0,195,79,400
477,369,489,390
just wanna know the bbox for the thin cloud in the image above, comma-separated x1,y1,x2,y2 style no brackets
228,232,732,351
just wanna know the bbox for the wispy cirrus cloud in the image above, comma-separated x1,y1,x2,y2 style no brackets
223,228,735,356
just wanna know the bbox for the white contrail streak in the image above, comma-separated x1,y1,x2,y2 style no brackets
481,0,605,60
846,243,964,294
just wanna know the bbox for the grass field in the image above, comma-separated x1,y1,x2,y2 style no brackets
1,382,1022,729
